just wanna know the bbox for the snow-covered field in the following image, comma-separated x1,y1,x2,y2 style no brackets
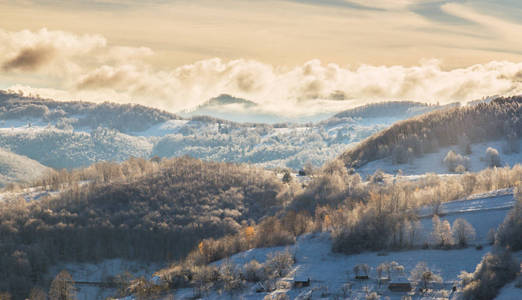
0,187,56,203
48,259,164,300
359,139,522,177
496,272,522,300
169,189,516,299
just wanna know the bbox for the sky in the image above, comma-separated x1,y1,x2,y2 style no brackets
1,0,522,116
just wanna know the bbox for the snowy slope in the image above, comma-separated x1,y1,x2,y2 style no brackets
418,188,515,217
496,281,522,300
0,147,49,187
438,189,515,215
48,259,164,300
358,139,522,177
168,189,515,300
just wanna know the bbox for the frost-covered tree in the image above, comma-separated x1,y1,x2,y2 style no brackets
431,215,454,248
496,187,522,250
460,249,518,300
443,150,470,172
485,147,501,168
405,220,423,247
409,262,442,290
377,263,390,279
452,218,476,247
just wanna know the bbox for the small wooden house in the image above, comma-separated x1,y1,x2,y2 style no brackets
294,274,311,287
355,275,369,280
388,277,412,292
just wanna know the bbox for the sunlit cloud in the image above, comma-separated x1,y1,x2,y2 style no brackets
2,27,522,118
1,0,522,117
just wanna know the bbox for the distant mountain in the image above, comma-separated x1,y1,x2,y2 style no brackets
196,94,258,108
0,148,49,187
180,94,333,123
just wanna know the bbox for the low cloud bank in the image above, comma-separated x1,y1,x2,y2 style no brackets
2,28,522,117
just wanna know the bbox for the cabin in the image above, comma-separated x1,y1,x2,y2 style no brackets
355,275,369,280
293,274,311,287
388,277,412,292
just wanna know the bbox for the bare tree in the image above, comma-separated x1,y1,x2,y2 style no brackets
49,270,76,300
410,262,442,290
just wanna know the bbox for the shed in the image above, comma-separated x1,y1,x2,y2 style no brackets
294,274,311,287
388,277,412,292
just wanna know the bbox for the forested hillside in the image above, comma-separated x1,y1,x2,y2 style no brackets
0,90,437,173
144,163,521,300
0,90,181,132
339,96,522,168
0,156,285,298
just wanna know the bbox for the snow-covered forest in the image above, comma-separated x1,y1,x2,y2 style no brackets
0,91,442,175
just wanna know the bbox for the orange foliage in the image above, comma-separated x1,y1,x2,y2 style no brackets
244,226,255,240
198,241,204,254
323,214,332,230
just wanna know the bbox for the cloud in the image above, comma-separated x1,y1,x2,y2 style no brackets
2,45,55,71
0,28,153,78
2,28,522,117
15,57,522,117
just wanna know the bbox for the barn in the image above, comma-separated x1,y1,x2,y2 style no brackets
388,277,412,292
293,274,310,287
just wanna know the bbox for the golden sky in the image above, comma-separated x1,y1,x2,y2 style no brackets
1,0,522,114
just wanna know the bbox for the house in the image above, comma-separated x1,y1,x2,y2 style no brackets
293,274,311,287
388,277,412,292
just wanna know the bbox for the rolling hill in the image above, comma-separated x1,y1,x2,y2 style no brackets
0,156,285,298
339,96,522,171
0,148,49,187
0,90,440,173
